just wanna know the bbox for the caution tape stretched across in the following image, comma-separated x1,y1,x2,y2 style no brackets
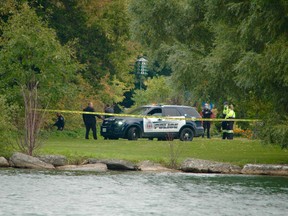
35,109,261,122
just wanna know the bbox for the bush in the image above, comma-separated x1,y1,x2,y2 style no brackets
0,95,18,157
233,128,253,139
259,114,288,148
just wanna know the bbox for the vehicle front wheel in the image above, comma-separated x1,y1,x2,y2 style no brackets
179,128,194,141
127,127,139,140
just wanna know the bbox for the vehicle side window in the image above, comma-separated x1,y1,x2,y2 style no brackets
163,107,181,116
182,107,201,117
147,108,162,116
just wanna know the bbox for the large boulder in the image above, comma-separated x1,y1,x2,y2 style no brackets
83,158,139,171
0,157,9,167
57,163,107,172
37,155,67,167
242,164,288,176
10,152,54,169
138,160,175,172
180,158,241,174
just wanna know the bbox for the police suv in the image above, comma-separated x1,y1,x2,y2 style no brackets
100,105,204,141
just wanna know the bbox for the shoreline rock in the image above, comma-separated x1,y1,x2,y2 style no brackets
83,158,139,171
180,158,242,174
1,153,288,176
0,157,9,167
57,163,107,172
37,155,67,167
9,152,55,169
241,164,288,176
137,160,176,172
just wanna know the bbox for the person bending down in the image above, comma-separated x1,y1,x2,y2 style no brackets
53,113,65,131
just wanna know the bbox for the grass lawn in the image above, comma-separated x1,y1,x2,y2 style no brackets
38,130,288,167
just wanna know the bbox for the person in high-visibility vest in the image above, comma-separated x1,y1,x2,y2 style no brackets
225,104,236,139
221,102,229,139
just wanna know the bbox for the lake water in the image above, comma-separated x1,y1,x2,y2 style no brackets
0,169,287,216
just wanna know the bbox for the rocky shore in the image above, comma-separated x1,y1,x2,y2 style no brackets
0,153,288,176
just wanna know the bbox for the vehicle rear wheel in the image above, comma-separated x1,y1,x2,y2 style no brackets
180,128,194,141
127,127,139,140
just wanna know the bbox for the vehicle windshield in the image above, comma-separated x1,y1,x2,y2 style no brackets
128,107,150,115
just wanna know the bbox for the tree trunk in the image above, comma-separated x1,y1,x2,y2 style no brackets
18,82,43,156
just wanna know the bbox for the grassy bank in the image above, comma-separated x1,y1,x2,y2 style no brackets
37,130,288,167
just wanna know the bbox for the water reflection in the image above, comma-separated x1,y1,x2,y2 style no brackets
0,169,287,216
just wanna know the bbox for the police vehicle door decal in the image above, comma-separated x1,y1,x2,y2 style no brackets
143,117,186,133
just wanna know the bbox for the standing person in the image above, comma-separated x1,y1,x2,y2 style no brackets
83,102,102,140
113,102,122,114
222,101,229,139
53,113,65,131
104,104,114,118
202,103,213,138
226,104,236,140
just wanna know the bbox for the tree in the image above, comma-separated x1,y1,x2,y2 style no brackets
0,4,81,155
29,0,136,102
204,0,288,147
132,76,172,107
129,0,213,104
129,0,288,147
98,74,130,105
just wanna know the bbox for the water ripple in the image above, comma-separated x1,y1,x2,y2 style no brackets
0,170,287,216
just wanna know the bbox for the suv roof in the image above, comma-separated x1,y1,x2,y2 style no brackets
142,104,194,108
137,104,201,118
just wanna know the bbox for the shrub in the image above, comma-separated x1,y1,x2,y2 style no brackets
0,95,18,157
259,114,288,149
234,128,253,139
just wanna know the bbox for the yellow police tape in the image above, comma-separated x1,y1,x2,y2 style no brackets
36,109,261,122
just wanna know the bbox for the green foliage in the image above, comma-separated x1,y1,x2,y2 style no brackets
129,0,214,104
132,76,171,106
29,0,135,100
130,0,212,50
0,95,18,157
0,3,81,106
0,3,82,155
211,1,288,144
0,0,287,149
99,75,130,105
259,114,288,149
129,0,288,147
0,1,137,109
235,37,288,111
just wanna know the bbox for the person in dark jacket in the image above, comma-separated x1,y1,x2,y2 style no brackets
201,103,213,138
83,102,103,140
53,113,65,131
104,104,114,118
